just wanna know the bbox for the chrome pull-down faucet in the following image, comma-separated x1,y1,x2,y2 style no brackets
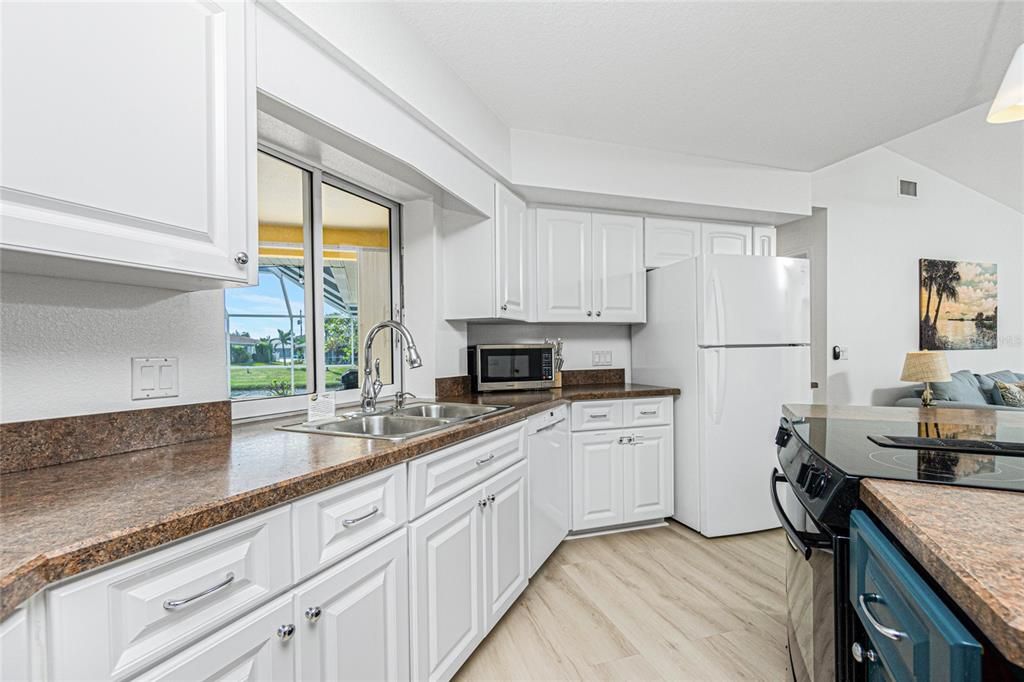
360,320,422,413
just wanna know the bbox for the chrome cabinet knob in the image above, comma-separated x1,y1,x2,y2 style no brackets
478,498,488,508
487,494,496,503
595,311,602,317
277,624,296,641
851,642,877,663
234,251,249,266
501,304,508,311
305,606,322,623
586,310,593,317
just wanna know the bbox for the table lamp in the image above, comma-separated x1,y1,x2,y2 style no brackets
900,351,951,407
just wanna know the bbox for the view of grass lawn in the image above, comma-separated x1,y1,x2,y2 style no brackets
229,364,355,391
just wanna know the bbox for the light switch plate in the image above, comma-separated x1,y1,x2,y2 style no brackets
591,350,613,367
132,357,179,399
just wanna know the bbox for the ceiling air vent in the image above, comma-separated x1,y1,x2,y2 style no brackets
898,178,918,198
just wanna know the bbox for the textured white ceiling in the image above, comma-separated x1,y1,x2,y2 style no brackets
393,1,1024,171
885,103,1024,213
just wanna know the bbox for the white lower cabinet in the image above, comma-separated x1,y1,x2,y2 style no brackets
624,426,674,523
571,400,674,532
572,431,625,530
409,460,528,682
293,529,409,682
0,607,30,682
137,596,295,681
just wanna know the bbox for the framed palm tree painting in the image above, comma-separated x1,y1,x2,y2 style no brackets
919,259,997,350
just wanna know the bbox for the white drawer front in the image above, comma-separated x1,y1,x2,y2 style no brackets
570,400,624,432
292,465,407,580
137,596,295,681
625,397,673,427
47,506,293,681
408,423,526,519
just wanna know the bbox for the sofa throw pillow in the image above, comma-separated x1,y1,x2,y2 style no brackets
995,381,1024,408
930,370,989,405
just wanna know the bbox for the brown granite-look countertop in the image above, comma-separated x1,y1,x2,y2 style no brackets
0,383,678,620
861,480,1024,668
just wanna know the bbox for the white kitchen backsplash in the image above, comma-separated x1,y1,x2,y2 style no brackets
466,323,632,382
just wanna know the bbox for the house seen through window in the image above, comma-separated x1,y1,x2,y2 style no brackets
225,150,397,404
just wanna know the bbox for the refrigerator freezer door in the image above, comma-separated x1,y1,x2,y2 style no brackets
698,255,810,346
698,345,811,537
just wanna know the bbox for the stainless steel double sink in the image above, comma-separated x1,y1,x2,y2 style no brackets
278,402,511,441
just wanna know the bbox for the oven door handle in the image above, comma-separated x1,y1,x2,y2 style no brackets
770,468,830,560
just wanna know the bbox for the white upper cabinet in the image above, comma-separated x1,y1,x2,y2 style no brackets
0,1,256,290
536,208,644,323
702,224,753,255
536,208,593,322
592,213,645,322
495,184,530,320
644,217,702,268
443,183,534,320
753,226,777,256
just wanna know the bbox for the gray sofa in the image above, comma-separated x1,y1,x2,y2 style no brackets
893,369,1024,411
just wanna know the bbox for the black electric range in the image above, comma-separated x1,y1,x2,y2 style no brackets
773,416,1024,682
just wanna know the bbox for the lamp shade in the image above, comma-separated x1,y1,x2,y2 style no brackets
900,351,951,383
988,42,1024,124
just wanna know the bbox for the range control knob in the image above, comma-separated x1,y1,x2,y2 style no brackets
808,470,830,498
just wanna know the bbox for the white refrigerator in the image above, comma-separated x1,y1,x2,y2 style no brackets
631,255,811,537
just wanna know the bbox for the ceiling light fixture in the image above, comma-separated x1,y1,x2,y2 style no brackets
987,43,1024,123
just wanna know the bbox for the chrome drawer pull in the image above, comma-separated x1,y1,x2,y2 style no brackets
342,505,380,527
639,409,657,416
163,572,235,610
590,413,609,419
475,454,495,465
858,593,907,641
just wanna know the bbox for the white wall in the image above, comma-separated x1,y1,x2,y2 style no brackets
467,323,632,382
812,146,1024,406
510,129,812,218
0,274,227,422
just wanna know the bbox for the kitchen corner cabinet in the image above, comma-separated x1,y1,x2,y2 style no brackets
443,183,532,321
570,398,674,532
0,1,257,291
536,208,645,323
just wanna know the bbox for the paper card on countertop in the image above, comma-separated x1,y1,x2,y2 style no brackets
307,393,336,421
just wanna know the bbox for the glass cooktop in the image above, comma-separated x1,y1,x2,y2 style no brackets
790,417,1024,492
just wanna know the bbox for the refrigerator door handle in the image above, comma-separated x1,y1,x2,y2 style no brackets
714,348,726,424
708,268,725,346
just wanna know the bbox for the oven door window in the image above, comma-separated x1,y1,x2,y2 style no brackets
480,348,547,383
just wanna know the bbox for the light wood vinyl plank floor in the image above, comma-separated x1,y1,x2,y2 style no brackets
455,521,790,681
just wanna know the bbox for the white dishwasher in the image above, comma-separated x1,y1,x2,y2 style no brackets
527,405,571,576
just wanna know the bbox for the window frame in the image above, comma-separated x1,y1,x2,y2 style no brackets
229,144,403,421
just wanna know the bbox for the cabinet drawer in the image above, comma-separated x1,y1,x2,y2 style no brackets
408,423,526,519
570,400,623,432
137,596,295,681
849,511,980,682
624,397,672,427
47,506,293,680
293,465,407,580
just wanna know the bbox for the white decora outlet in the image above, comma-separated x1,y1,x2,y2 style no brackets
591,350,613,367
132,357,179,399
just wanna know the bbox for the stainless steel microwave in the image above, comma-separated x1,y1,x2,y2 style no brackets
467,344,556,392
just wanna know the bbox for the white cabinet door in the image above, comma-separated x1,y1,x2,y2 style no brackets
702,224,753,255
138,597,295,681
0,608,30,682
0,1,256,289
592,213,645,322
623,426,674,523
571,432,624,531
482,461,529,630
293,530,409,682
644,217,702,268
495,185,529,320
753,226,777,256
536,209,593,322
409,487,485,682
